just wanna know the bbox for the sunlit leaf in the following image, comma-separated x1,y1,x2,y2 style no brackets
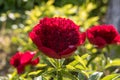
66,65,76,70
74,55,86,69
47,58,56,68
75,65,86,70
67,60,79,66
36,64,47,68
28,70,43,76
101,74,120,80
81,54,90,59
105,59,120,69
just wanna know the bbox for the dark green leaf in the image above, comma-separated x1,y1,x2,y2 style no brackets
88,72,103,80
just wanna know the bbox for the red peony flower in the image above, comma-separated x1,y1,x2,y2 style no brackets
10,51,39,74
29,17,86,59
87,25,120,48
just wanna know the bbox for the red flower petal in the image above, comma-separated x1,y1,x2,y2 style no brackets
29,31,43,48
10,52,23,67
59,45,77,58
20,51,34,65
113,35,120,44
39,46,61,58
31,57,40,65
79,32,86,45
17,65,25,74
93,37,107,48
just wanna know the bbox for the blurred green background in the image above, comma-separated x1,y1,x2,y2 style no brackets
1,0,120,77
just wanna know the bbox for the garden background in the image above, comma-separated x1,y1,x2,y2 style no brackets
0,0,120,80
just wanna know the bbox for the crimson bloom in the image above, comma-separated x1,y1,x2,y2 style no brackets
10,51,39,74
87,25,120,48
29,17,86,59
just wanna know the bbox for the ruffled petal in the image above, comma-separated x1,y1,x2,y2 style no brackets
29,31,43,48
113,35,120,45
10,52,22,67
92,37,107,48
17,65,25,74
79,32,86,45
39,46,60,59
59,45,77,58
31,57,39,65
20,51,34,65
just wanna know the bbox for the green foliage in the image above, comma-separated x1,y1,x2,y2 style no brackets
105,59,120,69
1,0,120,80
101,74,120,80
88,72,103,80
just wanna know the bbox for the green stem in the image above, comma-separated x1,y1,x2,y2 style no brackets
86,53,98,67
86,50,101,67
104,46,110,65
103,52,108,65
55,59,64,80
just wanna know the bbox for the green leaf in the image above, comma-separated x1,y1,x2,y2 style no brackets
47,58,56,68
41,67,56,80
9,70,18,80
43,67,55,74
105,59,120,69
62,70,78,80
78,71,88,80
88,72,103,80
75,65,86,70
66,55,87,71
74,55,86,69
28,70,43,76
101,74,120,80
81,54,90,59
66,65,76,70
36,63,47,68
67,60,79,66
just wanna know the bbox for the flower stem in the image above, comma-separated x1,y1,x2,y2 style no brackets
55,59,65,80
104,46,110,65
86,53,98,67
86,50,101,67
